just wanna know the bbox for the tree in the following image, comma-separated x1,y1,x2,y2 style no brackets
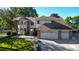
0,9,9,29
0,7,38,30
73,16,79,19
65,16,79,29
9,7,38,17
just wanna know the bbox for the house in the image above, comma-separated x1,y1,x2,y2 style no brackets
12,17,30,35
12,16,76,40
36,16,73,40
37,23,72,40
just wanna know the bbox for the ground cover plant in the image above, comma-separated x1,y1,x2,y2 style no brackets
0,36,34,51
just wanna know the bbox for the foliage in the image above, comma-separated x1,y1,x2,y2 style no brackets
0,7,38,30
65,16,79,29
0,36,34,51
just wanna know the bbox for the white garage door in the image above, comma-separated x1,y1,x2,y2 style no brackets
40,31,58,39
61,32,69,39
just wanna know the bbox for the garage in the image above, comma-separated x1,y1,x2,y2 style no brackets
37,22,72,40
61,32,69,39
40,31,58,39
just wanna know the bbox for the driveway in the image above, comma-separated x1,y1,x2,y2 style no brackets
14,35,79,51
37,39,79,51
32,38,79,51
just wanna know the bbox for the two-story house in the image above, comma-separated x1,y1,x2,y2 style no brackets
12,17,30,35
12,16,75,40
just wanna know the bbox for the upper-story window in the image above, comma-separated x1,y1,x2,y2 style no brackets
19,21,23,25
24,21,27,24
31,21,34,25
51,21,54,23
37,21,40,24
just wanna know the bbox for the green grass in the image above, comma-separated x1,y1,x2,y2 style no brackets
0,36,34,51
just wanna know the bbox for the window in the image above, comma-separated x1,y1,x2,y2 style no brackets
51,21,54,23
24,21,27,24
19,21,23,24
20,28,23,31
31,21,34,25
24,28,26,32
37,21,40,24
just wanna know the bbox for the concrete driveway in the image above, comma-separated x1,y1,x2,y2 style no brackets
13,35,79,51
31,38,79,51
37,39,79,51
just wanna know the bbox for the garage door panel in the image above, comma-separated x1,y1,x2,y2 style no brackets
41,32,48,39
40,31,58,39
61,32,69,39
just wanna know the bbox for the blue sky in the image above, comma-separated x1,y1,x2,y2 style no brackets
35,7,79,19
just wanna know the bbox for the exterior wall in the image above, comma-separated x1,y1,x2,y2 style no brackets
18,19,28,34
39,21,51,25
72,32,78,40
58,30,61,39
12,18,30,35
78,33,79,39
31,21,51,28
37,30,40,38
12,20,18,32
69,31,72,40
72,33,76,40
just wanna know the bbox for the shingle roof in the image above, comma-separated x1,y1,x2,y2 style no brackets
37,21,72,31
13,16,67,25
12,16,69,29
35,16,67,26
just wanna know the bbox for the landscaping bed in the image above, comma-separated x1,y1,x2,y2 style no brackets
0,36,35,51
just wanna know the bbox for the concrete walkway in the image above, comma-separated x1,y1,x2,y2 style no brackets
0,34,7,38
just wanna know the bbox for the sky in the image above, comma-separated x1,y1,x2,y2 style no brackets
35,7,79,19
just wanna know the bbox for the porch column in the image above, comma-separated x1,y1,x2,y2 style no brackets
58,30,61,40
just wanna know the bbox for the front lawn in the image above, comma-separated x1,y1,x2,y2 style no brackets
0,36,34,51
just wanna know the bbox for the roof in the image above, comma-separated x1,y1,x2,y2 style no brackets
12,16,68,28
36,16,49,21
12,16,67,25
33,16,67,26
12,17,33,21
37,21,72,31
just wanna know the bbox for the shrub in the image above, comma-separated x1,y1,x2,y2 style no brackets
12,32,17,36
0,36,34,51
